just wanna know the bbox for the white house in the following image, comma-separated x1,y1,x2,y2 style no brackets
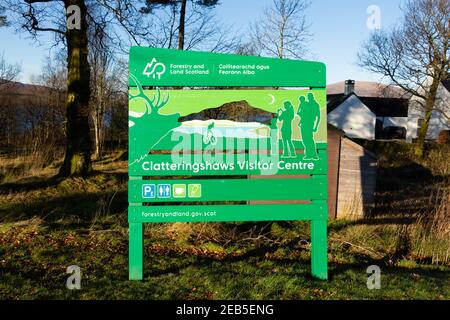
406,78,450,142
327,80,409,140
328,94,376,140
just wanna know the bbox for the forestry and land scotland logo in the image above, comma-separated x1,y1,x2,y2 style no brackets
142,58,166,80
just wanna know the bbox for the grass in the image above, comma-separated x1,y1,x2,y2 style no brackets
0,149,449,300
0,217,448,299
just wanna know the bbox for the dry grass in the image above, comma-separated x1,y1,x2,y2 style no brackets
0,140,62,183
165,222,224,243
0,155,56,183
420,145,450,177
144,140,450,265
412,184,450,264
0,150,127,184
369,141,450,265
0,143,448,267
0,149,448,299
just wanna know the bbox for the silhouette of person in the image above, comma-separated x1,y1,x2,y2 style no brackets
297,93,321,160
277,101,296,158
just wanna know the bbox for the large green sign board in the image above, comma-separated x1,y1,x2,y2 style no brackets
128,47,328,281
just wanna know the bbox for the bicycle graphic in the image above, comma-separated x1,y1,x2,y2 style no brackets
203,122,217,146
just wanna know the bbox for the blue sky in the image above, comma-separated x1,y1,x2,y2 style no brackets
0,0,404,84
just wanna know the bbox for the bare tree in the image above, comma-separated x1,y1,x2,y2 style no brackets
142,0,219,50
2,0,155,176
358,0,449,157
88,18,112,159
250,0,311,59
0,5,7,27
36,55,67,134
139,0,237,53
0,53,21,87
2,0,93,176
0,53,20,146
103,58,128,150
235,42,259,56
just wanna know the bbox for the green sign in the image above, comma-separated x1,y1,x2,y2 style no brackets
128,47,328,281
129,47,326,87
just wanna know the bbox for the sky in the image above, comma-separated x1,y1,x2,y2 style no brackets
0,0,404,85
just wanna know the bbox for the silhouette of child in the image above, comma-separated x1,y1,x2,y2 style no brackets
277,101,296,158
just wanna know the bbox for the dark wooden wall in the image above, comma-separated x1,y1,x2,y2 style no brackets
327,125,344,219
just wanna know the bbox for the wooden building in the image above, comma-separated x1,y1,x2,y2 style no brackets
327,124,377,219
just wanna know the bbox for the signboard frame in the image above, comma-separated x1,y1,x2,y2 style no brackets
128,47,328,281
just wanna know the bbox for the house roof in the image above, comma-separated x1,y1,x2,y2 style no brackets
327,94,352,113
327,81,408,98
327,92,409,117
359,97,409,117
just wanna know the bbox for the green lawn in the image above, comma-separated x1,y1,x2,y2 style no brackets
0,152,449,300
0,218,448,299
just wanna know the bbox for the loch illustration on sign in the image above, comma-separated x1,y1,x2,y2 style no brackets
128,47,328,281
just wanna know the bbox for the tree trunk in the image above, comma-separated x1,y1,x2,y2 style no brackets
178,0,187,50
93,103,105,160
58,0,92,176
93,114,100,159
414,79,440,158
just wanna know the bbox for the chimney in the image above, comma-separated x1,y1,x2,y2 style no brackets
344,80,355,95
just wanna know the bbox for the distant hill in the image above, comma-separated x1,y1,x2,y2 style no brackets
0,81,63,106
179,100,275,124
0,80,54,96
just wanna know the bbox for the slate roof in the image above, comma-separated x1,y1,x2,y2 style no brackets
327,81,410,117
327,93,409,117
327,94,352,113
327,81,408,98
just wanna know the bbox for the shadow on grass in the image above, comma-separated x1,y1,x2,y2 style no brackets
0,175,64,194
0,171,128,194
0,189,128,228
373,161,449,218
328,217,418,234
144,245,450,290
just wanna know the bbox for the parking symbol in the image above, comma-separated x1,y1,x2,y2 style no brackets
142,184,155,198
157,184,171,198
